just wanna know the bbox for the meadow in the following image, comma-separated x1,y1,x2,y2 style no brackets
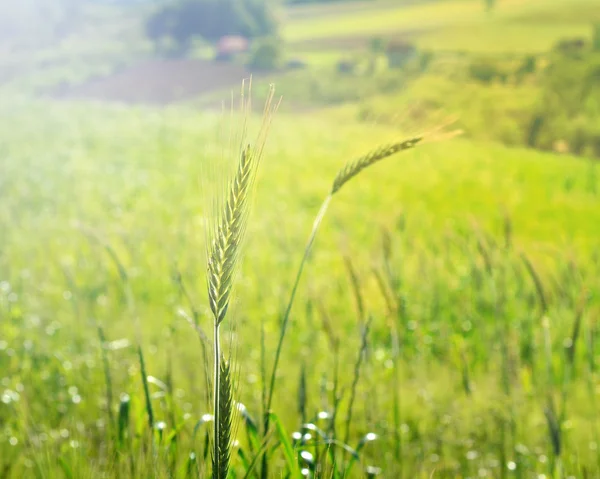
1,0,600,478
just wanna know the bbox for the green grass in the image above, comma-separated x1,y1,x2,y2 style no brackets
285,0,486,43
1,96,599,476
348,73,540,143
1,0,600,476
285,0,599,53
416,22,595,53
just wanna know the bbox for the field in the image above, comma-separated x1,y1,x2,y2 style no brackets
1,0,600,478
51,59,249,104
285,0,600,49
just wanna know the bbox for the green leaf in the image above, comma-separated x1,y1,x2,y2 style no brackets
269,412,302,477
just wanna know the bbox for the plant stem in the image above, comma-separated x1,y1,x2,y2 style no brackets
97,326,115,440
213,322,221,479
262,194,332,478
138,345,154,431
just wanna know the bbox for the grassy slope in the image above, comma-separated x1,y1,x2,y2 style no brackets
286,0,600,53
2,97,598,262
2,97,599,475
1,96,599,350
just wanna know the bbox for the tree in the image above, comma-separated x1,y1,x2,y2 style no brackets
146,0,278,55
248,36,283,71
527,43,600,156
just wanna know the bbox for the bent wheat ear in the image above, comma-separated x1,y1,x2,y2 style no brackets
262,134,425,477
331,137,422,194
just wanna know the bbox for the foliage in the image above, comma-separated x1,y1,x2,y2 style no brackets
527,42,600,156
248,37,284,71
352,45,600,158
515,55,537,83
264,68,407,105
146,0,277,55
468,57,508,84
385,40,417,69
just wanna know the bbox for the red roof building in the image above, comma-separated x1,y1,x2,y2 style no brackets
216,35,249,61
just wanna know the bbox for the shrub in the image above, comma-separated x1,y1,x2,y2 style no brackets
519,55,537,74
553,38,587,57
418,50,434,73
468,58,506,84
286,58,307,70
337,59,357,75
569,118,600,157
248,36,283,71
526,46,600,157
514,55,538,84
386,40,417,69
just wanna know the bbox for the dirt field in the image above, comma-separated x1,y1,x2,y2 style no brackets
51,58,249,105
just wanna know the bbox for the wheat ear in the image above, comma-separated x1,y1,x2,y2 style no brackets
331,137,422,194
209,84,277,479
262,135,424,478
209,145,255,479
208,145,255,325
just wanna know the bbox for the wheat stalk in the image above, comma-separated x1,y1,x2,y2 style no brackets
207,144,257,479
207,83,277,479
262,134,425,478
213,356,233,479
343,315,373,448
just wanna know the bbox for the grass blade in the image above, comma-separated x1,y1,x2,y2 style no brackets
269,412,302,478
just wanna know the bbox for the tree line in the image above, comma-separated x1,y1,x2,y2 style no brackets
145,0,279,55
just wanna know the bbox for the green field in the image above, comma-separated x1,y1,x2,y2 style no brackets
285,0,600,52
1,0,600,477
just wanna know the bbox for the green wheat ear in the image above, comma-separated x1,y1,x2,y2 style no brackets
207,84,278,326
207,144,255,325
331,137,422,194
207,83,278,479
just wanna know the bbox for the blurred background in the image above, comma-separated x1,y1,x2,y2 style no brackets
1,0,600,478
0,0,598,146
